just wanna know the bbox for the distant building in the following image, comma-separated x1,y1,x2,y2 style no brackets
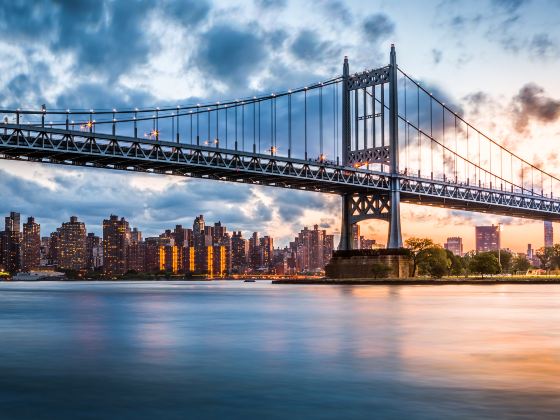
1,212,22,273
58,216,87,271
475,225,500,252
544,221,553,248
22,217,40,271
527,243,533,259
352,224,360,249
86,232,102,271
231,231,248,273
103,215,131,276
444,237,463,256
289,225,334,273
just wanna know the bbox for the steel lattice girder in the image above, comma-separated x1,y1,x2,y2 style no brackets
0,125,391,194
2,124,560,222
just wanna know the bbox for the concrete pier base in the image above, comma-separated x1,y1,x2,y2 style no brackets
325,249,412,279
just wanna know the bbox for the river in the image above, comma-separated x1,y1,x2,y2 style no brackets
1,281,559,419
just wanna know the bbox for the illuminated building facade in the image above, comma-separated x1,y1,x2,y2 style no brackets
231,231,248,273
1,212,22,273
58,216,87,271
475,225,500,252
103,215,130,276
85,232,102,270
22,217,40,271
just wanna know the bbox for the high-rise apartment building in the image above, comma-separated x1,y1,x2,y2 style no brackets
58,216,87,271
231,231,248,273
22,217,40,271
289,225,334,273
1,212,22,273
103,215,131,276
475,225,500,252
85,232,102,270
544,221,553,248
444,237,463,256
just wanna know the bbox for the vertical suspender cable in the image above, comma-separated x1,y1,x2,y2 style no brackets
320,84,324,158
304,89,308,159
288,93,292,158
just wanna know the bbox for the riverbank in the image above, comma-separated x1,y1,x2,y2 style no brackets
272,277,560,285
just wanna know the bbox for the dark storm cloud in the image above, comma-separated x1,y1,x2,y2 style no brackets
291,30,340,63
194,24,268,86
511,83,560,133
0,0,211,82
362,13,395,44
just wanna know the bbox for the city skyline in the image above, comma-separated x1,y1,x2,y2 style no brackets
2,210,555,277
1,1,559,253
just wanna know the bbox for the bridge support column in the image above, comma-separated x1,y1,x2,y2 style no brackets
339,194,353,250
387,44,403,249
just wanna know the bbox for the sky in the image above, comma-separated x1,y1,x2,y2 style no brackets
1,0,560,251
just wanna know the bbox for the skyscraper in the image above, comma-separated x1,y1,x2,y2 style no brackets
475,225,500,252
1,212,21,273
22,217,40,271
544,221,553,248
103,215,131,276
444,237,463,256
58,216,87,271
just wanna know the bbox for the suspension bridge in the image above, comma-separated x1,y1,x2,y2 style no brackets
1,45,559,250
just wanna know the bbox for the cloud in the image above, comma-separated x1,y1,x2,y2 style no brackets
194,24,269,88
529,33,559,59
318,0,353,25
491,0,527,13
511,83,560,133
362,13,395,44
254,0,287,10
291,30,341,63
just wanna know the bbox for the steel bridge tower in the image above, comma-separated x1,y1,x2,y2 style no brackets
339,44,403,250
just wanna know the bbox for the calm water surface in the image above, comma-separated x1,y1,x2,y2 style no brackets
1,281,559,419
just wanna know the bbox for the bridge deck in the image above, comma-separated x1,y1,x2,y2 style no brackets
2,124,560,222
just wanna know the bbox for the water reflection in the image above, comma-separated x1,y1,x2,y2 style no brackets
0,281,559,419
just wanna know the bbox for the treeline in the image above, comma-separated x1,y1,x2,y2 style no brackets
405,238,532,278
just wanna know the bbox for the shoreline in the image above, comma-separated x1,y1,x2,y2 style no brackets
272,278,560,285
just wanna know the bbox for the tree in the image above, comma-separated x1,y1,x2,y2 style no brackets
469,252,501,278
445,249,465,276
512,255,530,274
417,246,450,278
405,237,434,277
487,249,512,273
536,247,554,272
